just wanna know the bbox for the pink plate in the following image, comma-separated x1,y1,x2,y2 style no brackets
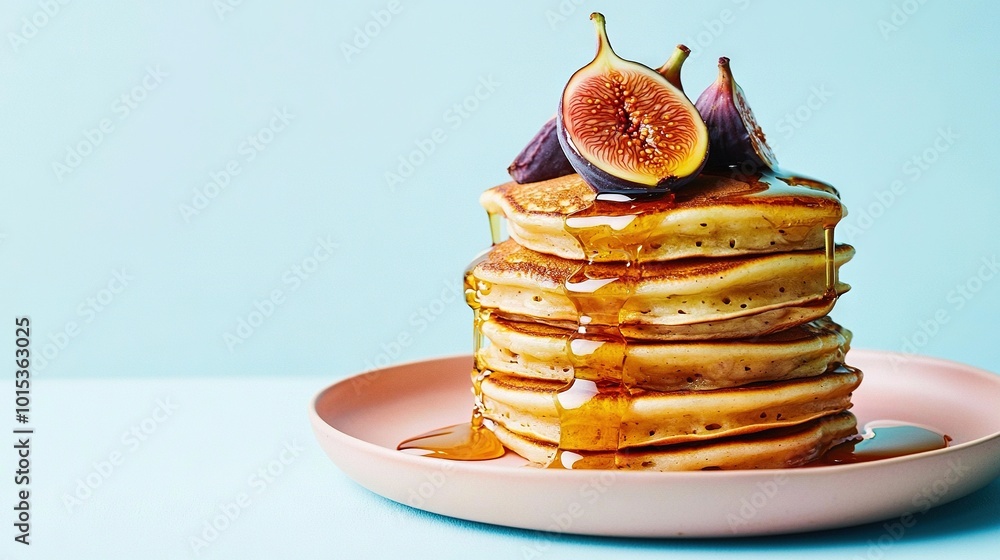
309,349,1000,537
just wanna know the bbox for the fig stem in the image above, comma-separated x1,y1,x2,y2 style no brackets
589,12,613,65
657,44,691,91
716,56,735,94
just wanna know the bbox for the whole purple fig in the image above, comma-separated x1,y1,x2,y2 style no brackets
694,57,778,171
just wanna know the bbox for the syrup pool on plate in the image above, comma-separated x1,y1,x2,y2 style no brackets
813,420,951,466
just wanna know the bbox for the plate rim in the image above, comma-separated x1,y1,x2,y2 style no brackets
310,348,1000,479
309,348,1000,537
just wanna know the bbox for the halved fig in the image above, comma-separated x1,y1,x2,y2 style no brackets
557,13,708,193
656,44,690,92
507,116,575,184
694,57,778,171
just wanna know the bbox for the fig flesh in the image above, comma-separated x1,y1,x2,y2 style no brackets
656,44,690,92
557,13,708,194
507,117,576,184
694,57,778,171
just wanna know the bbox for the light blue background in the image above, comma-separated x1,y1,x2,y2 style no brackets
2,1,999,558
2,0,998,379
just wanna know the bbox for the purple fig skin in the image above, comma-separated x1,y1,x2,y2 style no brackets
694,57,778,171
507,117,576,184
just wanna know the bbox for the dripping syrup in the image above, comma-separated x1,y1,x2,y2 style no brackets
548,191,668,468
394,209,506,460
754,169,842,300
823,226,837,296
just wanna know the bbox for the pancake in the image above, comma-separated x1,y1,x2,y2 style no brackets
479,366,861,451
480,173,844,262
477,316,851,391
490,412,859,470
471,239,853,340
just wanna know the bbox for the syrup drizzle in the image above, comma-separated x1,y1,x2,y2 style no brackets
395,209,506,460
823,227,836,295
398,170,945,469
771,169,840,297
548,192,664,468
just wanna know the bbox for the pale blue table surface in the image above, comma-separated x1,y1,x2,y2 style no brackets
12,376,1000,559
2,1,998,558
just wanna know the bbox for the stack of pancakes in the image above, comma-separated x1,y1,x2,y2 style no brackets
465,172,860,470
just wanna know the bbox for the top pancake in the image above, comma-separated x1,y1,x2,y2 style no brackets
480,172,844,262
